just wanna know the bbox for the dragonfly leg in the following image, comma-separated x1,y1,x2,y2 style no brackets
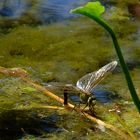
88,97,96,115
81,103,89,112
80,96,96,114
63,92,68,105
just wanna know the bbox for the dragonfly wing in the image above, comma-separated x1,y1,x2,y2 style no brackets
76,72,96,91
76,61,118,92
46,82,81,94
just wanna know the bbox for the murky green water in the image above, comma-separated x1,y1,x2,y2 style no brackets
0,0,140,139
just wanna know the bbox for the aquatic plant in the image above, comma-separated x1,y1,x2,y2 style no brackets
70,1,140,113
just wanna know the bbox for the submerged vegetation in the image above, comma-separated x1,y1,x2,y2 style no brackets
0,64,138,140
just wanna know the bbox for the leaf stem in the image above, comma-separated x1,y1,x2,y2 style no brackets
73,10,140,113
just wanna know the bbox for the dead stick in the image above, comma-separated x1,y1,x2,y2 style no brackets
22,78,75,108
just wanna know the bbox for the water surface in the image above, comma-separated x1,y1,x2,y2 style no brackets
0,0,140,139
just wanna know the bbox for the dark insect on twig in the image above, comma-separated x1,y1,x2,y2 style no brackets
48,61,118,114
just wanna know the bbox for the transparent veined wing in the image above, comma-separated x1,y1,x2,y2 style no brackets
76,61,118,92
45,82,84,95
45,82,87,103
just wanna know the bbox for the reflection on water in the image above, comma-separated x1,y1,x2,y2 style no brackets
0,0,91,23
37,0,90,23
92,85,120,103
0,0,27,18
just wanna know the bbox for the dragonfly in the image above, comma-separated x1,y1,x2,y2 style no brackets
46,61,118,113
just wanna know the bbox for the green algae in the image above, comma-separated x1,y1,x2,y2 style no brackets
0,21,116,83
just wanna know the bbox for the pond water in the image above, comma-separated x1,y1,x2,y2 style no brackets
0,0,89,21
0,0,140,139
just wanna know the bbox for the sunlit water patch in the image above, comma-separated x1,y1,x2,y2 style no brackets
0,0,91,23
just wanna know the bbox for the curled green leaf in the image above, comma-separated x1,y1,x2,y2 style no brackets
70,1,105,17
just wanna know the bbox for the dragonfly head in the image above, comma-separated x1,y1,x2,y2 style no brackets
87,96,96,106
81,94,96,108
